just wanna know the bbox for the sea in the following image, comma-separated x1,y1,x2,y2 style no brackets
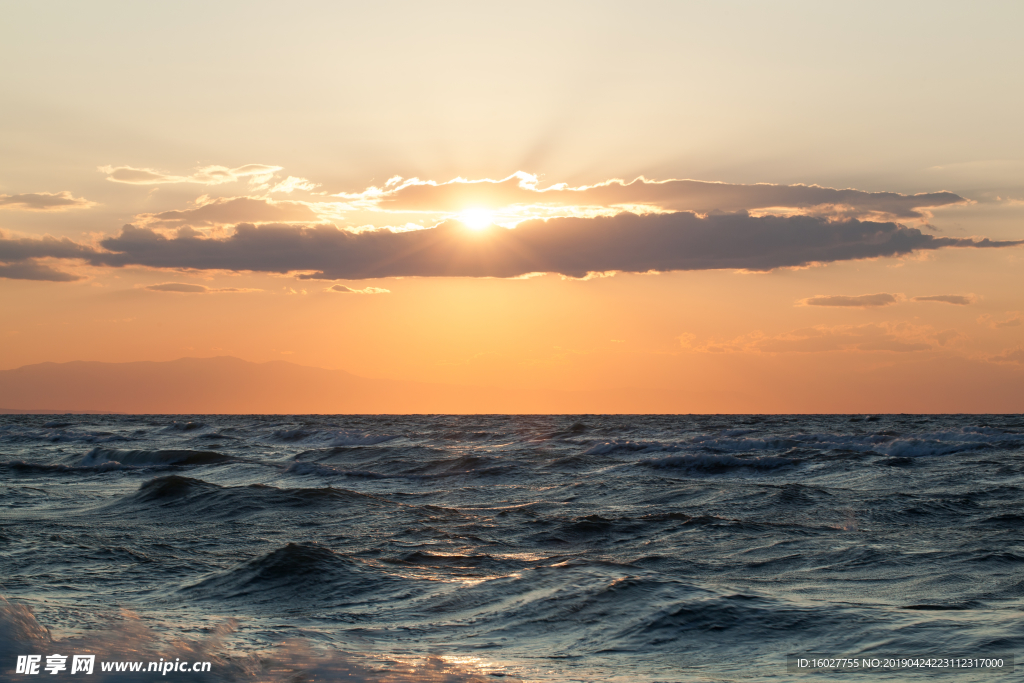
1,414,1022,682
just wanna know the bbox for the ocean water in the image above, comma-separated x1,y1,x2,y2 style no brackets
1,414,1022,682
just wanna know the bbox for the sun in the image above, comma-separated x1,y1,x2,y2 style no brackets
459,208,494,230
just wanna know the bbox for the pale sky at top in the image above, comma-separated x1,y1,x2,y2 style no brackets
1,1,1022,411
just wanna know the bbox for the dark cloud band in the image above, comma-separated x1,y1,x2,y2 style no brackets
92,212,1021,280
3,211,1021,282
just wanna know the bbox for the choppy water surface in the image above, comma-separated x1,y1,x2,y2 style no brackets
1,414,1023,681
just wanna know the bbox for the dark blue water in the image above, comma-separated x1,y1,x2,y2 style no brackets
2,415,1022,681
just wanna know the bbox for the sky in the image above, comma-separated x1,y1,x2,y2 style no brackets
2,1,1023,412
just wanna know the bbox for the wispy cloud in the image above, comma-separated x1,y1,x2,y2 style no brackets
799,293,900,308
140,196,320,228
327,284,390,294
979,313,1023,329
268,176,319,194
143,282,259,293
100,164,283,186
366,173,968,222
912,294,975,305
0,192,95,211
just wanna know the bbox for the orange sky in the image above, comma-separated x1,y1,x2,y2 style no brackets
1,3,1022,412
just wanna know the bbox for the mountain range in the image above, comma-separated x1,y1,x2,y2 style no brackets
0,356,668,414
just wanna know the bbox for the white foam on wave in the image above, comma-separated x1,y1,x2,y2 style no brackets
0,596,509,682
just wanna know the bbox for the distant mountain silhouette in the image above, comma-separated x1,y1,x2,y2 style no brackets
0,356,664,414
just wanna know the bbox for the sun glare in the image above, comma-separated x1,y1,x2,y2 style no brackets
459,208,494,230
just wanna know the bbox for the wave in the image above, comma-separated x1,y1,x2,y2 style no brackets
0,596,512,682
2,459,138,473
411,454,515,477
183,543,405,605
0,424,131,444
403,562,870,655
163,420,206,432
640,453,796,472
285,453,514,480
387,550,530,572
102,476,399,520
81,447,235,467
583,425,1024,460
269,428,398,447
285,461,388,478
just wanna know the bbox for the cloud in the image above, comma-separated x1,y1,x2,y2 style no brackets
0,191,95,211
933,329,964,347
327,284,390,294
759,324,933,353
143,282,259,293
3,210,1021,283
269,176,319,194
146,282,209,293
141,196,320,227
685,322,936,354
371,173,968,221
90,212,1024,280
989,347,1024,364
912,294,975,305
100,164,282,186
0,233,97,281
798,293,976,308
799,293,899,308
0,234,97,261
980,313,1023,329
0,262,82,282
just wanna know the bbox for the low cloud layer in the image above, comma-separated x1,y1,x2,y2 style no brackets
990,347,1024,364
799,293,977,308
912,294,975,305
373,173,968,221
0,262,81,281
143,282,256,293
0,192,95,211
801,293,899,308
683,322,942,354
2,211,1021,282
0,233,98,281
91,212,1024,280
